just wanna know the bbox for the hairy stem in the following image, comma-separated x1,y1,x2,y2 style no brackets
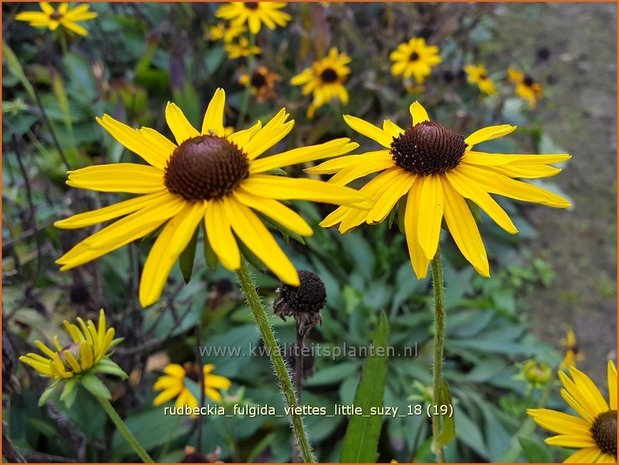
431,245,446,463
236,259,315,463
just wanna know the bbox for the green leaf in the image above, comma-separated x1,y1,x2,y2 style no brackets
202,224,219,271
60,378,78,408
397,196,407,235
38,381,61,407
519,436,552,462
340,311,390,463
80,374,111,400
2,41,35,100
179,228,198,284
435,379,455,448
94,359,129,379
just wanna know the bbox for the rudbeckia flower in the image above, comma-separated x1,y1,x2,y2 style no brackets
389,37,441,84
224,36,262,59
291,47,351,119
239,65,281,102
215,2,291,35
464,64,496,96
560,329,585,369
528,361,617,463
55,89,368,307
153,363,231,408
309,101,571,279
16,2,97,36
207,22,246,43
508,66,543,108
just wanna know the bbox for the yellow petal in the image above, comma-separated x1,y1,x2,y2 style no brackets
365,171,416,224
462,151,571,166
445,171,518,234
244,109,293,159
250,138,359,174
61,20,88,36
527,408,592,435
409,101,430,125
224,196,299,285
560,385,596,424
205,375,232,390
564,448,600,463
96,115,173,169
153,385,183,406
139,201,207,307
154,375,182,390
454,164,571,208
204,199,241,270
164,363,186,378
305,150,392,175
201,88,226,137
227,121,262,148
597,453,617,463
63,351,81,373
34,340,57,358
568,366,609,415
343,115,393,148
15,11,49,22
404,184,431,279
382,120,404,139
491,164,562,179
39,2,54,14
165,102,200,145
240,175,371,209
608,361,616,410
66,164,164,194
79,341,93,370
464,124,517,148
57,194,186,270
545,435,597,448
234,189,313,236
328,157,395,186
205,387,223,403
417,175,444,260
441,177,490,276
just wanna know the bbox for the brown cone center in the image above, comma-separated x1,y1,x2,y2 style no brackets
591,410,617,457
390,121,467,176
164,135,249,201
320,68,338,83
251,71,267,89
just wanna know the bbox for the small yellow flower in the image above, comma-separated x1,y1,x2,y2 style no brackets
560,329,585,369
311,101,571,279
54,88,368,307
464,64,496,96
216,2,291,35
153,363,232,408
224,36,262,59
389,37,441,84
19,309,119,380
508,66,543,108
16,2,97,36
239,65,281,102
207,22,246,43
291,47,351,119
528,361,617,462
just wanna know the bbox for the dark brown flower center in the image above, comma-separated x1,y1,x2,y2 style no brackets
244,2,259,9
320,68,338,83
523,76,535,87
479,73,487,80
409,52,420,62
390,121,467,176
164,136,249,201
591,410,617,457
50,11,63,20
183,363,201,382
251,71,267,89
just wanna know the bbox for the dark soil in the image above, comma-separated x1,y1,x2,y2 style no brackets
495,3,617,384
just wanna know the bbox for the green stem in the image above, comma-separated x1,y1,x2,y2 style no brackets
236,259,315,463
96,396,154,463
237,33,257,127
431,245,446,463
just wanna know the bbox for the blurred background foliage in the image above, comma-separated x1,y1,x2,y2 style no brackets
2,2,614,463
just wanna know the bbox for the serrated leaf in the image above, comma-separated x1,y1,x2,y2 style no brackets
179,228,198,284
340,311,390,463
81,374,111,400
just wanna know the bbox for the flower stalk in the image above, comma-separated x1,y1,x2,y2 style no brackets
96,396,154,463
431,244,446,463
237,33,257,126
236,258,315,463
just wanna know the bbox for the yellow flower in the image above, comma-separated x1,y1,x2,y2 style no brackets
216,2,291,35
224,36,262,59
19,309,119,380
310,101,571,279
291,47,351,119
464,64,496,96
16,2,97,36
389,37,441,84
54,88,368,307
528,361,617,462
153,363,231,408
560,329,585,369
508,66,543,108
239,65,281,102
207,22,246,43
